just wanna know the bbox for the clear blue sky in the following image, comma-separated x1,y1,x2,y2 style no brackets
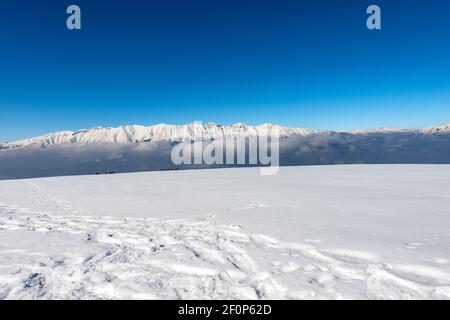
0,0,449,141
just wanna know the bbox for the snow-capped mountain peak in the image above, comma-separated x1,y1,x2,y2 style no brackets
419,123,450,135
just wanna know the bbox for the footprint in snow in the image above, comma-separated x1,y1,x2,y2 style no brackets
403,243,423,250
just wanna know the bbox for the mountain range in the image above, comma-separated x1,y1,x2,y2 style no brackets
1,122,450,180
2,122,450,150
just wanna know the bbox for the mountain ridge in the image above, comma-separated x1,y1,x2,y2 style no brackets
1,123,322,149
1,122,450,150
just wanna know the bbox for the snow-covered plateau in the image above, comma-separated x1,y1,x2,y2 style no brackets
1,165,450,299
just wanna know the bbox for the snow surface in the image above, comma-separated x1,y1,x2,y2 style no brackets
0,165,450,299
